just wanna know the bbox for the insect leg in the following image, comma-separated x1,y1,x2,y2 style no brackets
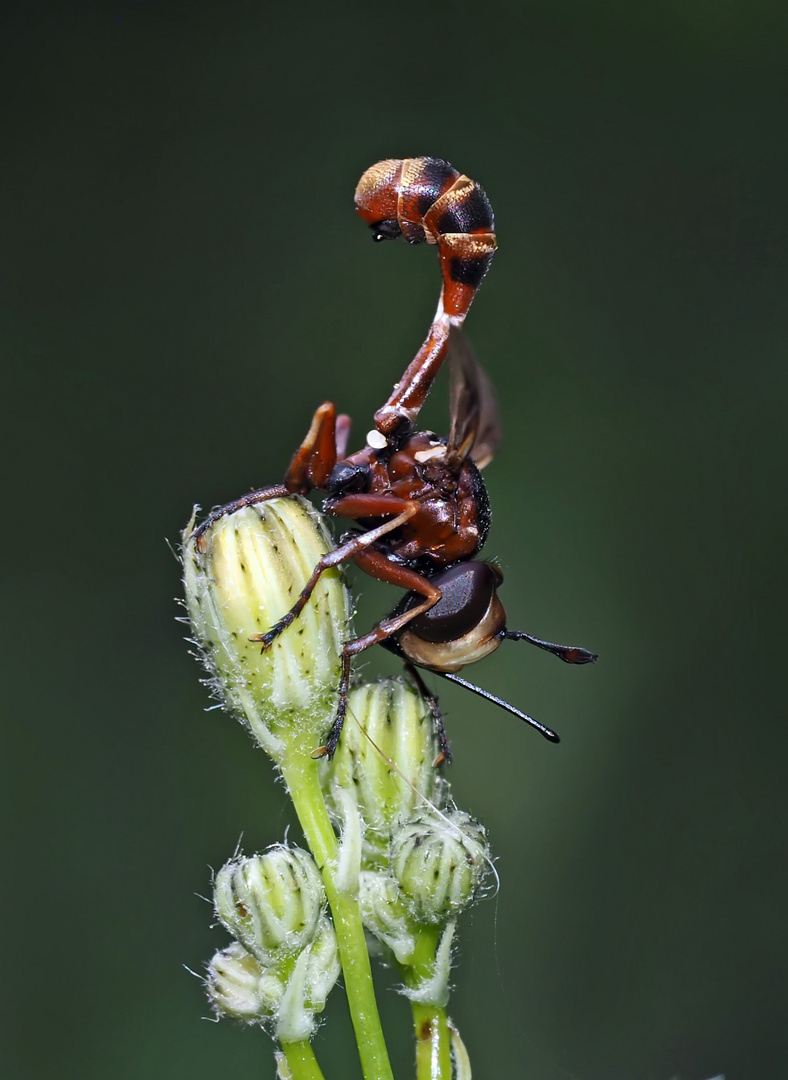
334,413,352,459
312,651,353,760
342,548,442,656
191,484,291,546
311,548,442,759
284,402,340,494
402,660,452,766
252,503,419,650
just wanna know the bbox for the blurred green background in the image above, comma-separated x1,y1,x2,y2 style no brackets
3,3,786,1078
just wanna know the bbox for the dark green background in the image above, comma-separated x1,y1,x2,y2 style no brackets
3,3,786,1078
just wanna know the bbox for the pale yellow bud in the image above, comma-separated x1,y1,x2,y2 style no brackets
214,847,325,965
205,942,283,1023
183,496,350,759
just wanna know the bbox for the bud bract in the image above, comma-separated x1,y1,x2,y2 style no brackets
358,869,419,965
322,679,446,864
390,810,489,925
275,915,341,1042
183,497,350,760
214,847,325,965
205,941,284,1023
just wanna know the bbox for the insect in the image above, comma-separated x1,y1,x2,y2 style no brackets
193,157,596,762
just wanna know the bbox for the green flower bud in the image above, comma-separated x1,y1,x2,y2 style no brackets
205,942,284,1023
183,496,350,760
390,810,490,925
358,869,419,965
322,679,446,865
276,916,341,1043
214,847,325,965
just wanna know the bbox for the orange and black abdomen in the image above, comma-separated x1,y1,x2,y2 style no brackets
355,157,497,318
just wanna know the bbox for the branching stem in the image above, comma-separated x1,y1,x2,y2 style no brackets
279,1039,327,1080
405,929,453,1080
280,746,395,1080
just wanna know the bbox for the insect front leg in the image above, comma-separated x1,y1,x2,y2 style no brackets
191,484,291,546
285,401,350,494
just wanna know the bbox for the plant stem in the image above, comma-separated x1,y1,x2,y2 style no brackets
279,1039,327,1080
410,1002,452,1080
405,929,453,1080
280,747,395,1080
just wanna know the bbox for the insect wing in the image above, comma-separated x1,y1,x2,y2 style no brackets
446,326,502,469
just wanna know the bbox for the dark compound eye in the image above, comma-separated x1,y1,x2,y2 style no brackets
326,463,370,495
408,562,500,644
370,219,401,242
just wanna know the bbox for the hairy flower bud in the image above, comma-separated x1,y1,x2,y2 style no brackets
205,916,340,1039
390,810,489,925
205,942,284,1023
358,869,419,965
322,679,446,864
276,915,341,1042
214,847,325,965
183,496,350,759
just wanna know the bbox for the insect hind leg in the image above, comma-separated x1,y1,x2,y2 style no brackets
402,661,452,766
311,652,353,759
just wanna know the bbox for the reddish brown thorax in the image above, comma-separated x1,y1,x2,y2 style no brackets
336,431,490,566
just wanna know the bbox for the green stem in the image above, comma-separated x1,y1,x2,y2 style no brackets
280,748,394,1080
279,1039,327,1080
405,929,453,1080
410,1002,452,1080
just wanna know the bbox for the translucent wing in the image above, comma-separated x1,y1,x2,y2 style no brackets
446,325,502,469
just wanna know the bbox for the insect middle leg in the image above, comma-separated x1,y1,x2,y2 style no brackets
251,500,420,650
315,546,443,758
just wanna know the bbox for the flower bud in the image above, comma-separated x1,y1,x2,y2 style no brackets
276,916,341,1043
205,942,284,1023
358,869,419,965
214,847,325,965
390,810,489,925
183,496,350,759
321,679,446,864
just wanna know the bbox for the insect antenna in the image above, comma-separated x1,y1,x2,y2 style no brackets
502,630,598,665
432,670,561,743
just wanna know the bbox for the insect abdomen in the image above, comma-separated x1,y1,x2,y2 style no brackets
355,158,494,242
356,156,498,433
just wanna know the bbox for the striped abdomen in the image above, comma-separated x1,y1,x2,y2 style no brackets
355,157,497,436
354,157,497,319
